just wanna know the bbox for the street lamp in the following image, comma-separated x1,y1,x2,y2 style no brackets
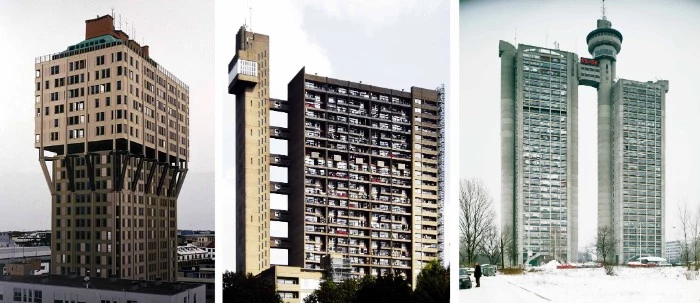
637,223,641,260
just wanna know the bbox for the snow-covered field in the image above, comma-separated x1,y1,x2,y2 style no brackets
461,266,700,303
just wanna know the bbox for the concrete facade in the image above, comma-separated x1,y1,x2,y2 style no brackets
35,14,189,281
230,27,444,288
665,240,681,264
0,275,204,303
500,17,667,265
258,266,323,303
228,26,271,276
611,79,667,263
500,42,579,265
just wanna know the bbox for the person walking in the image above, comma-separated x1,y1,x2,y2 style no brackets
474,262,482,287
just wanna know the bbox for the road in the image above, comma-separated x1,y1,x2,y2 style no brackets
459,275,551,303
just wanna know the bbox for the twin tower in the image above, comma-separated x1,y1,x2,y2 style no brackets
500,18,668,265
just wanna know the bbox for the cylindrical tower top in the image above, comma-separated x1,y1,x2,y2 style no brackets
586,19,623,61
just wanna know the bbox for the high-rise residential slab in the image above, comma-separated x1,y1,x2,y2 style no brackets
500,16,667,265
499,42,579,266
35,15,189,281
229,26,445,292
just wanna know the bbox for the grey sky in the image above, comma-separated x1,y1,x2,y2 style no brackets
217,0,450,272
460,0,700,250
0,0,214,231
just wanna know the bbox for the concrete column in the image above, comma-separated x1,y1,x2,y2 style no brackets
597,58,614,231
499,41,518,265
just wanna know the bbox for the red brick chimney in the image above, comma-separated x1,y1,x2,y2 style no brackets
85,15,116,40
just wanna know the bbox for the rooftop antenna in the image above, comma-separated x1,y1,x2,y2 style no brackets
111,8,114,22
249,0,253,31
125,17,129,36
514,27,518,45
601,0,607,20
118,14,122,30
553,41,560,50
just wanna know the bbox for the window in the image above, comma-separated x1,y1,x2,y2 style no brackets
35,69,40,77
96,55,105,66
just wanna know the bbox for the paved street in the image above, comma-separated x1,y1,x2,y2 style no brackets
459,276,551,303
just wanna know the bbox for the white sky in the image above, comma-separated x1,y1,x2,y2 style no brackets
0,0,215,231
460,0,700,250
216,0,450,272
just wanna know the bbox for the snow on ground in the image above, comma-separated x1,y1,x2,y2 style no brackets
460,267,700,303
539,260,561,270
460,274,551,303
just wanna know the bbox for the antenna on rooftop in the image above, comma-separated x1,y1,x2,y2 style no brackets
601,0,607,20
553,41,560,50
249,0,253,31
118,14,122,30
514,27,518,45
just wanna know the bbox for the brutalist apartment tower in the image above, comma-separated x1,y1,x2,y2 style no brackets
229,26,444,289
500,17,667,265
35,15,189,281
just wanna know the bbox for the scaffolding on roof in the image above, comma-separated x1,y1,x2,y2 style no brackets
323,253,353,283
436,84,446,265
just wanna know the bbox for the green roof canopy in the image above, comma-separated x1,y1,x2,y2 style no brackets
65,34,121,52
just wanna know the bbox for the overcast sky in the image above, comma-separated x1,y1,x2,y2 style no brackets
460,0,700,250
0,0,214,231
216,0,450,272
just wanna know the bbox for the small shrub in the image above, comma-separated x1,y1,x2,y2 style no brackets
604,264,616,276
500,267,524,275
684,270,699,280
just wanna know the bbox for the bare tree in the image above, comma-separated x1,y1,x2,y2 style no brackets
499,225,514,268
459,179,496,266
692,206,700,271
679,203,693,270
479,225,500,265
678,203,700,271
595,225,617,275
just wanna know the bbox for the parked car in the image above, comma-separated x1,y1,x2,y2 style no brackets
581,262,602,268
459,268,472,289
480,264,497,276
627,256,670,267
556,263,577,269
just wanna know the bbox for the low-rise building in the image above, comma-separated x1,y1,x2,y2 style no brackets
666,240,682,264
177,245,208,264
258,266,323,303
3,260,49,276
0,274,205,303
205,242,215,260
